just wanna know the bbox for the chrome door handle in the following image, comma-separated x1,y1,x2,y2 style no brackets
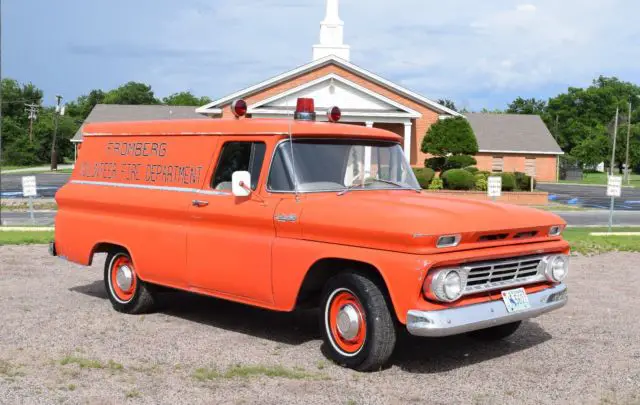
192,200,209,207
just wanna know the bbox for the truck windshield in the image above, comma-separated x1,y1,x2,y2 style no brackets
267,139,420,193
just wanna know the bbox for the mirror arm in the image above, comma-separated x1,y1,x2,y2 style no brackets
238,181,266,204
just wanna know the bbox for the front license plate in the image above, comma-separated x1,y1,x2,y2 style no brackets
501,288,531,313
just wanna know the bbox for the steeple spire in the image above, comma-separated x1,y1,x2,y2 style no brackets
313,0,350,61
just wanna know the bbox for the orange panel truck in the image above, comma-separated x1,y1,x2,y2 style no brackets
51,98,569,371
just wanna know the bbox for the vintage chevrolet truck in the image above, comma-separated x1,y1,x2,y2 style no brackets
51,98,569,371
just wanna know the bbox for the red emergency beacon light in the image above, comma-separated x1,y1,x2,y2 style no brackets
294,98,316,121
231,99,248,118
327,106,342,123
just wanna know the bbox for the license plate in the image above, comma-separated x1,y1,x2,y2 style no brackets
501,288,531,313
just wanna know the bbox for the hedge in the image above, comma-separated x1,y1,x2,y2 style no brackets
514,171,535,191
442,169,476,190
500,172,516,191
464,166,479,174
413,167,435,189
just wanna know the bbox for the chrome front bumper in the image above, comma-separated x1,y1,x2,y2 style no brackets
406,283,568,337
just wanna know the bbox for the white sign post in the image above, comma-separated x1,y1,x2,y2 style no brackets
606,175,622,232
21,176,37,224
488,176,502,201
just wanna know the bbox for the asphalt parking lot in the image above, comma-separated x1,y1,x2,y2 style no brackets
537,183,640,211
1,246,638,404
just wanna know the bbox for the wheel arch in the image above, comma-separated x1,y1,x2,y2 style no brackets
295,257,395,318
89,241,134,266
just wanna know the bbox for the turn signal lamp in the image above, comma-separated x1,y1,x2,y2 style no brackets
327,106,342,123
231,99,248,118
294,98,317,121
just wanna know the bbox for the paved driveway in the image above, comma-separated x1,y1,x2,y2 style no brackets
0,173,71,198
537,183,640,211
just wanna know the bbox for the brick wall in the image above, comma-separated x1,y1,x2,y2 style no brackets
475,153,558,182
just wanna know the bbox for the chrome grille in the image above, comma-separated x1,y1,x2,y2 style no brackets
462,255,545,295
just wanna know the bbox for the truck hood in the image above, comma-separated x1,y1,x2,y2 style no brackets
298,191,565,254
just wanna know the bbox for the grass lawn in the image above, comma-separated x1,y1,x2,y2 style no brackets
559,172,640,187
563,227,640,255
0,231,54,245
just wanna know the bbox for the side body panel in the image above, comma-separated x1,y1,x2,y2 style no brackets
55,135,218,288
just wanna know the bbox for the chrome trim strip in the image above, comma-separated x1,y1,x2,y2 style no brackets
70,180,230,196
71,180,197,193
406,283,568,337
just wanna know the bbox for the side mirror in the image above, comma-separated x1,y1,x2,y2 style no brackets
232,171,252,197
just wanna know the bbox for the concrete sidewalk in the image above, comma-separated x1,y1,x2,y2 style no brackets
1,164,74,174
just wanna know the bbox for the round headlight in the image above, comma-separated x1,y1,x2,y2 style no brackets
545,255,569,282
428,269,465,302
443,271,462,300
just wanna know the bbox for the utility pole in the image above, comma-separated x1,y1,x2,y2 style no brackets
610,107,619,176
50,95,63,170
25,103,40,142
624,100,632,184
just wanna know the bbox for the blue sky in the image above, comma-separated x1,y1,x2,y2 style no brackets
3,0,639,110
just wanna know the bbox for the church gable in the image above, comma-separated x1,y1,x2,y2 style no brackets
250,74,421,118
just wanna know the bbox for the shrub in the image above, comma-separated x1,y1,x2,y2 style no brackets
478,170,491,177
500,172,516,191
413,168,435,189
428,177,443,190
464,166,479,174
425,157,446,172
475,175,488,191
513,171,533,191
443,155,477,171
442,169,475,190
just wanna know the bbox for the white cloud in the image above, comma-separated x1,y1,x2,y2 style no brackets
516,4,537,12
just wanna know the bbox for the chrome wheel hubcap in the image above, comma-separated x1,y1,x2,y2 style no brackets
116,265,133,291
336,304,360,340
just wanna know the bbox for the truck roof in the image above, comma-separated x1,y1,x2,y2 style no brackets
82,118,403,142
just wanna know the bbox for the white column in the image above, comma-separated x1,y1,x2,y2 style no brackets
403,122,412,163
364,122,373,177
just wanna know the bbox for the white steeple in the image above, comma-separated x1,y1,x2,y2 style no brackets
313,0,350,61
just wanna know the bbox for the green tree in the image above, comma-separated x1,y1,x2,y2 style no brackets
66,89,106,119
437,98,457,112
1,78,43,121
506,97,547,115
102,82,159,105
163,91,212,106
421,117,478,156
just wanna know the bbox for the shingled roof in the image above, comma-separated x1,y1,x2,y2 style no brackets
465,113,563,155
72,104,209,142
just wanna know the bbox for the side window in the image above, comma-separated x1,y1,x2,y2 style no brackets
211,142,266,191
267,143,294,191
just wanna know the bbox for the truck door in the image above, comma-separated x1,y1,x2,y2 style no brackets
186,139,277,304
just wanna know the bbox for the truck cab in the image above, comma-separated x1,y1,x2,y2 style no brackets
52,98,569,371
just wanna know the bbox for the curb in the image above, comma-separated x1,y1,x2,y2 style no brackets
0,227,54,232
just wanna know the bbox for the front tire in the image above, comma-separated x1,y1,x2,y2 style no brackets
320,273,396,371
467,321,522,341
104,250,155,314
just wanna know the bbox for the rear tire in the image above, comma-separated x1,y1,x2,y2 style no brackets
467,321,522,341
104,250,155,314
320,273,396,371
